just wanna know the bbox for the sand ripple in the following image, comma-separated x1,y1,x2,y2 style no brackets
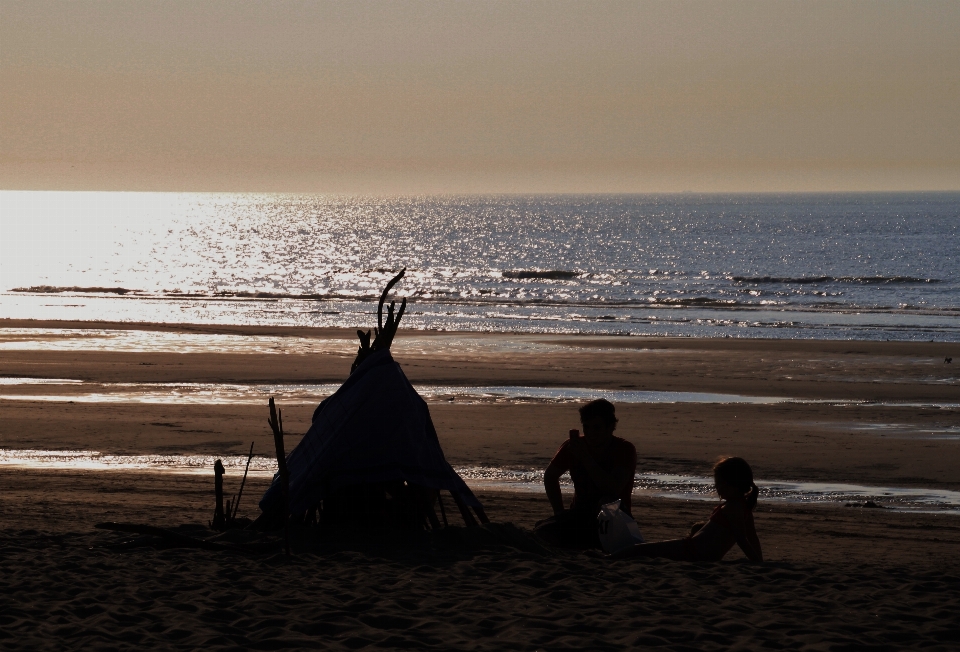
1,527,959,650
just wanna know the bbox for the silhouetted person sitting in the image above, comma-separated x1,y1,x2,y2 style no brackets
611,456,763,562
535,399,637,549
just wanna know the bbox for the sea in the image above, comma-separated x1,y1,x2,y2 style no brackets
1,191,958,340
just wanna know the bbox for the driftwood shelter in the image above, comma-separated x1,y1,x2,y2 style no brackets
97,270,488,553
254,270,488,533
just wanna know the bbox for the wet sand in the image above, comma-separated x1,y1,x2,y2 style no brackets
2,319,958,489
1,320,960,649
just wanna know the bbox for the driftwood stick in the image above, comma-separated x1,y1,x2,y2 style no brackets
351,269,408,373
268,398,291,556
232,441,255,521
377,268,406,333
212,459,226,530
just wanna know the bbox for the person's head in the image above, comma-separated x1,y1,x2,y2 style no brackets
579,399,617,443
713,456,758,510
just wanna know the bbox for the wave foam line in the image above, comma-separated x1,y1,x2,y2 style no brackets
731,275,940,285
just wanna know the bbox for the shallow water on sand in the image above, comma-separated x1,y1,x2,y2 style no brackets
0,379,789,405
826,422,960,440
2,449,958,513
0,328,618,355
3,378,960,408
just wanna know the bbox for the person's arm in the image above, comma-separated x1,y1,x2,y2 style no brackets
619,444,638,516
544,444,569,517
725,503,763,562
544,461,565,516
744,514,763,562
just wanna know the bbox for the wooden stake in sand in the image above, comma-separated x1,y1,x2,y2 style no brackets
231,441,255,521
436,490,449,528
212,459,226,530
267,398,291,556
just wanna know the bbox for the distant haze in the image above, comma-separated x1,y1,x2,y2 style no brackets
2,0,958,193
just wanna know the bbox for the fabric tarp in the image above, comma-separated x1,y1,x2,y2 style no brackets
259,349,482,515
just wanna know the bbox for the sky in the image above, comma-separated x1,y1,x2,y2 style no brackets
1,0,959,193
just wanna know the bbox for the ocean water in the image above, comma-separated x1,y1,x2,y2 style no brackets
1,191,958,340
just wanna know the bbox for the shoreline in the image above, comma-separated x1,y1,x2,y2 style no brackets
0,316,960,352
4,316,959,353
5,290,960,341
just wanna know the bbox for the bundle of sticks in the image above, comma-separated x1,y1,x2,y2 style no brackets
211,441,256,531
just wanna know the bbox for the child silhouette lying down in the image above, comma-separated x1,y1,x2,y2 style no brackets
612,457,763,562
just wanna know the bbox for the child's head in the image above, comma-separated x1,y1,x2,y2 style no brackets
713,456,758,510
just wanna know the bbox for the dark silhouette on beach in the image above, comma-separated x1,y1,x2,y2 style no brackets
534,399,636,549
612,456,763,562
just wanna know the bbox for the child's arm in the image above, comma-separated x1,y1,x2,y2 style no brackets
745,517,763,562
725,504,763,562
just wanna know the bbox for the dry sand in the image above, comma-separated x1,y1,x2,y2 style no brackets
2,472,960,651
1,320,959,649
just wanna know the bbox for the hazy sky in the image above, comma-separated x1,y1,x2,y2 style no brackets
2,0,958,193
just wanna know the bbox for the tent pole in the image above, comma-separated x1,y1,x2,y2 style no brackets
472,505,490,525
421,487,441,530
450,491,478,527
436,491,448,527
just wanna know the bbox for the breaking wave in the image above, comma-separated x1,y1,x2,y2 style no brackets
645,297,740,307
502,270,580,280
11,285,957,315
12,286,140,295
730,276,940,285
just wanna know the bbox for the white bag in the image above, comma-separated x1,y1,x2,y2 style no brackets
597,499,644,554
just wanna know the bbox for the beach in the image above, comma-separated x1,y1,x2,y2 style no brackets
5,0,960,645
1,320,959,649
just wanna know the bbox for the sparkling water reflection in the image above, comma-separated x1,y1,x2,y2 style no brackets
3,192,959,340
0,328,580,355
4,379,960,408
0,381,809,405
2,450,958,513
